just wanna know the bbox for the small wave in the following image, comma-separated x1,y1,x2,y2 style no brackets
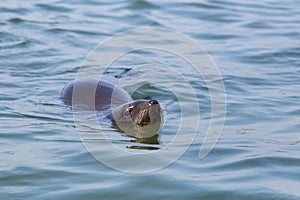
0,32,29,49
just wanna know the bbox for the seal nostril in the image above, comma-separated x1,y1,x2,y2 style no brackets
149,100,158,105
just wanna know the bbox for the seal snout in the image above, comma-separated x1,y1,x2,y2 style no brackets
132,99,161,127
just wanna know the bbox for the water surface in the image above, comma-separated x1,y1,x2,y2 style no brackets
1,0,300,199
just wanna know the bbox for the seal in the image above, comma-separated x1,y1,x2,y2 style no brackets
61,78,162,138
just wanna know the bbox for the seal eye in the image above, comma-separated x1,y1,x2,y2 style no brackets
123,106,133,118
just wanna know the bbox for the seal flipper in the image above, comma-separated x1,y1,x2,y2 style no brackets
144,96,152,100
114,68,132,79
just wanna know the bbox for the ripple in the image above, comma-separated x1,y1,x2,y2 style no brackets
0,32,29,49
34,3,73,12
127,0,159,10
8,17,60,25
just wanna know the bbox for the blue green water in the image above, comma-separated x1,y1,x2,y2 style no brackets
1,0,300,199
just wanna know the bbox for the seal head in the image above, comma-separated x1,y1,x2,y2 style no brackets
111,99,162,138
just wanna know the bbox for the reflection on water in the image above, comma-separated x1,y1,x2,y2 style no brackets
110,111,161,150
121,135,160,150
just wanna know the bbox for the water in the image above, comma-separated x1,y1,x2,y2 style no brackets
1,0,299,199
